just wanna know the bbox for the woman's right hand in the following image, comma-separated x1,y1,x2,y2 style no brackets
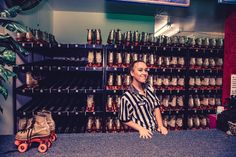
138,127,153,139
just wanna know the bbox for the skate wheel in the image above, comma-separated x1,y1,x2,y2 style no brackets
14,140,21,146
47,141,52,148
18,143,28,153
51,134,57,141
38,143,48,153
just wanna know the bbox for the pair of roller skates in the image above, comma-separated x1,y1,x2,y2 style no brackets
15,110,57,153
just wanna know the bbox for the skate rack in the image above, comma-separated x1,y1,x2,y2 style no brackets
13,42,224,133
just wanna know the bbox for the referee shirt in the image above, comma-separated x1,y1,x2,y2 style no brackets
119,84,160,131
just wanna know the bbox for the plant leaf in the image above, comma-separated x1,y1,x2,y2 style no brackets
0,65,16,82
1,49,16,65
0,84,8,100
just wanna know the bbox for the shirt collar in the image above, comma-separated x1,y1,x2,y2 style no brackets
129,83,149,95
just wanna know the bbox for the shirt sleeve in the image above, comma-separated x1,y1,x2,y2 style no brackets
118,96,132,122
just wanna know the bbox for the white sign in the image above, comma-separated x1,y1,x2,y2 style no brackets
230,74,236,96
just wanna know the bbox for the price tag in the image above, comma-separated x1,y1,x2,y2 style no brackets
58,67,61,70
40,89,43,93
22,66,25,70
58,89,61,92
40,43,43,47
93,112,95,115
148,46,150,50
76,67,79,70
40,66,43,70
58,44,61,47
114,67,117,71
76,90,78,93
22,43,25,47
58,112,61,115
178,48,181,51
93,44,95,48
131,45,134,49
93,90,96,93
75,44,78,48
114,45,117,48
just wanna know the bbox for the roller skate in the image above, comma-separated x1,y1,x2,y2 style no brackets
15,114,51,153
37,110,57,142
18,117,33,131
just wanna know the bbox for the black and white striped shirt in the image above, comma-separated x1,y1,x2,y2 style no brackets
119,84,160,131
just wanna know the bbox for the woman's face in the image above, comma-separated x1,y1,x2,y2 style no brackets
131,62,148,84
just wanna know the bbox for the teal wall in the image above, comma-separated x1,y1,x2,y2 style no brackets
53,11,154,44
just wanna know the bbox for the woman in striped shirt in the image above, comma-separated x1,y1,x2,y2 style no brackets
119,60,168,139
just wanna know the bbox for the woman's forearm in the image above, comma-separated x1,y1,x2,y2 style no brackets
154,108,164,128
124,121,143,131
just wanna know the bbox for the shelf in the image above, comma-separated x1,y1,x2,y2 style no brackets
106,67,186,73
16,85,104,95
189,47,224,57
15,60,103,72
20,42,103,49
187,108,216,114
189,68,223,75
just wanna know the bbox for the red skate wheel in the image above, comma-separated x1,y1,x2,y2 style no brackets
47,141,52,148
38,144,48,153
14,140,21,146
52,134,57,141
18,143,28,153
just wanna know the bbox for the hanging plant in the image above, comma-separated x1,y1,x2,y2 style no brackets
0,34,29,113
0,0,42,113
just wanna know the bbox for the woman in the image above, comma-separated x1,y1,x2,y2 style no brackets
119,60,168,139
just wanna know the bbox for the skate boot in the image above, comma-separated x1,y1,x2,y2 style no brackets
15,114,51,153
37,110,57,142
18,117,33,131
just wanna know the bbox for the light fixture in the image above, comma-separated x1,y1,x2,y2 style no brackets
154,23,171,37
162,24,181,37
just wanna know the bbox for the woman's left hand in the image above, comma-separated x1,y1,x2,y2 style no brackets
157,126,168,135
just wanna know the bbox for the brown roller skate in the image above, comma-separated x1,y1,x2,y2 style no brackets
15,114,51,153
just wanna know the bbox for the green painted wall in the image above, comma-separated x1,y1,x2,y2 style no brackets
53,11,154,44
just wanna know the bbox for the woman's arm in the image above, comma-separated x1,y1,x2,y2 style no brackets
125,121,153,139
154,107,168,135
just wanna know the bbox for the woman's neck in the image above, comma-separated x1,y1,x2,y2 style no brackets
131,80,144,92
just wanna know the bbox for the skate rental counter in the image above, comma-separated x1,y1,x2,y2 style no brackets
0,129,236,157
